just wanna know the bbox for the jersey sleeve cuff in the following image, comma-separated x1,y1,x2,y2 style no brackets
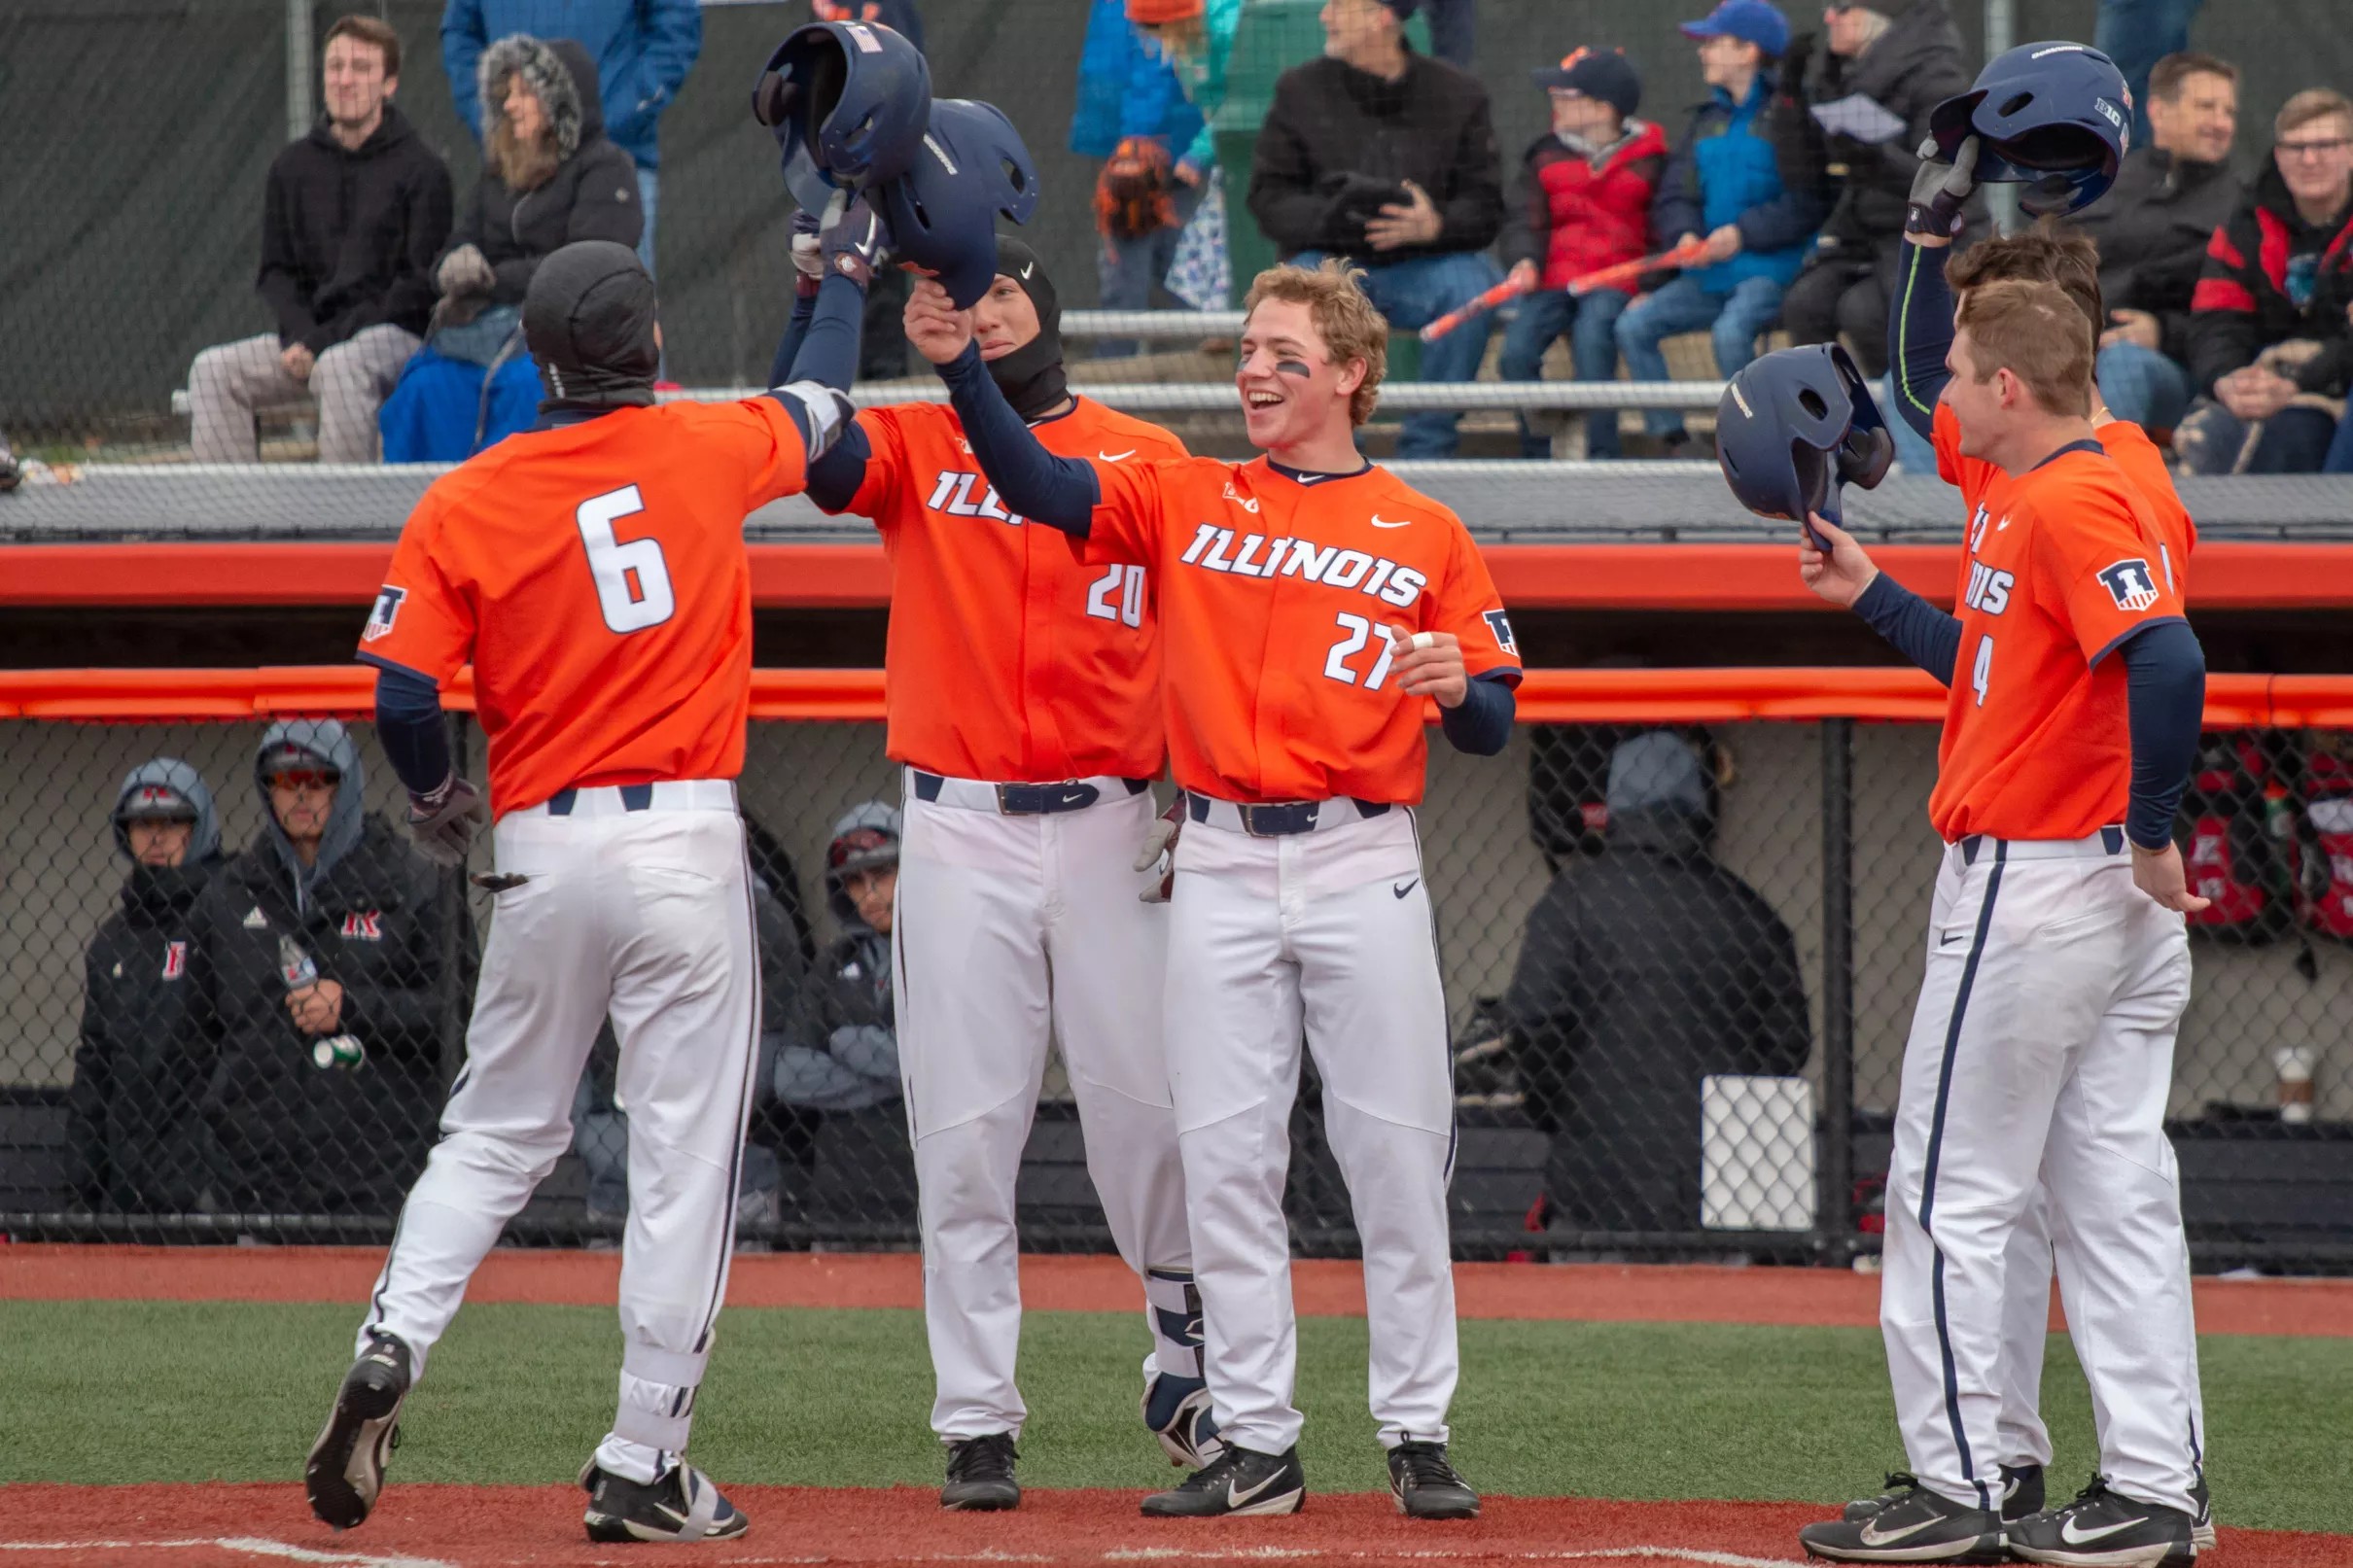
2088,613,2188,669
355,650,445,686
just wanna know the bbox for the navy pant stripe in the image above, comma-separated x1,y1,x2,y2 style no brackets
1918,841,2006,1512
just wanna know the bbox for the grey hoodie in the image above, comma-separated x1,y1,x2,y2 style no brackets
254,718,367,913
113,758,223,863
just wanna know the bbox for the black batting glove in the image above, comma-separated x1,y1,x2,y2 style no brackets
1905,133,1981,240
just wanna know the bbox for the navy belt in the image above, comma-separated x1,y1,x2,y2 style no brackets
911,771,1150,816
1186,794,1390,837
546,784,655,816
1960,825,2125,865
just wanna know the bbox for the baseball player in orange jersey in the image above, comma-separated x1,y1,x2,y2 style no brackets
768,230,1216,1508
1844,222,2214,1550
908,258,1522,1520
1791,266,2211,1568
303,239,860,1546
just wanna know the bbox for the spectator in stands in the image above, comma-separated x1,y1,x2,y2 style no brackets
2177,88,2353,474
380,36,642,463
1500,730,1809,1237
1615,0,1828,458
1497,49,1667,460
2094,0,2205,148
2073,52,2243,435
188,721,451,1217
441,0,697,277
1247,0,1507,458
1781,3,1970,380
187,17,452,466
66,762,229,1214
778,804,916,1223
1393,0,1473,70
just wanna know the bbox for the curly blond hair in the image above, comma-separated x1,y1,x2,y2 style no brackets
1242,260,1387,426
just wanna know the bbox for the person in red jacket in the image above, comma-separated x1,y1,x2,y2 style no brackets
1496,49,1668,459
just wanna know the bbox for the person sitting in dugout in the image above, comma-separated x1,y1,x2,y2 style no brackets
187,720,458,1217
66,760,233,1216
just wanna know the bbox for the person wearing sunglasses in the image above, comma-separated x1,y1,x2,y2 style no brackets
2177,87,2353,473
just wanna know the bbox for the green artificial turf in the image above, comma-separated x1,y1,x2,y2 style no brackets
4,1301,2346,1534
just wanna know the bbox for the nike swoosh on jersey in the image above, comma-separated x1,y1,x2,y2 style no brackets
1859,1516,1946,1547
1370,513,1412,528
1100,449,1136,462
2060,1516,2150,1545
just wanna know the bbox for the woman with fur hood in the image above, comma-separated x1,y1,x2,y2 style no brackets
380,36,643,461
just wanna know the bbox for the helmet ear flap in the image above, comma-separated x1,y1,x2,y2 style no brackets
1837,425,1895,491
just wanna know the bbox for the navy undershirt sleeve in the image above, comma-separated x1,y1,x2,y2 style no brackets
805,426,872,513
369,661,452,796
1888,238,1956,443
1854,572,1963,685
2116,618,2206,850
767,287,816,390
936,341,1101,536
1439,671,1516,755
785,272,864,394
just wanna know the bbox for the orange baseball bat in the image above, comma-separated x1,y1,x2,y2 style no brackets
1418,276,1531,342
1567,237,1710,296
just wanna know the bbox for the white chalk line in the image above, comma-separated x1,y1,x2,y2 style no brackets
0,1538,454,1568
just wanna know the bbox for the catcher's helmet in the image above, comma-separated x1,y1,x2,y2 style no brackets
1928,42,2129,215
752,19,931,192
1716,344,1893,532
878,98,1041,309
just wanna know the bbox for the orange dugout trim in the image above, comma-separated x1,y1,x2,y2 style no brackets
4,541,2352,610
6,668,2351,728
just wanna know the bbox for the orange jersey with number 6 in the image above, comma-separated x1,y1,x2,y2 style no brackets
838,396,1188,781
1080,457,1522,804
358,399,810,815
1929,440,2188,843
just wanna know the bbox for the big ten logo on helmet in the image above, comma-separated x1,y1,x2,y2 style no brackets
924,470,1026,526
2097,557,2160,612
1963,560,2014,615
1177,524,1427,608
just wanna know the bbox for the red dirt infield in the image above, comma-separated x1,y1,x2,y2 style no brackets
2,1246,2348,1337
1,1485,2347,1568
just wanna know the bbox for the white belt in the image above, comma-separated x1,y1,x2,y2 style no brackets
1954,825,2126,865
512,779,738,819
1182,791,1396,838
905,767,1151,816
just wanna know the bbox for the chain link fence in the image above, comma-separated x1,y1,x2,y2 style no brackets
8,705,2350,1269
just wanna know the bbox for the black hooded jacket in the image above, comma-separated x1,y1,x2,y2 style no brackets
258,102,455,352
1800,1,1972,253
445,36,645,305
2073,147,2244,366
1501,808,1810,1235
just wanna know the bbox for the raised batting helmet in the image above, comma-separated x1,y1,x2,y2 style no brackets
1928,42,2129,215
1716,344,1893,533
878,98,1040,309
752,18,931,192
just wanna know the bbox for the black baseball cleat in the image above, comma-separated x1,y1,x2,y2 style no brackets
1800,1484,2008,1562
1141,1443,1307,1517
2009,1477,2198,1568
941,1432,1021,1511
580,1459,749,1542
305,1332,412,1529
1389,1441,1481,1519
1846,1465,2044,1523
1142,1370,1223,1469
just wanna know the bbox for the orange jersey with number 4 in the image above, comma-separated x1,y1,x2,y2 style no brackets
358,399,810,815
1929,440,2188,843
841,397,1187,781
1081,457,1522,804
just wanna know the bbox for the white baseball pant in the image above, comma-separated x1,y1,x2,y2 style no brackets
188,326,420,464
892,772,1195,1442
358,781,759,1484
1882,831,2207,1516
1164,795,1457,1455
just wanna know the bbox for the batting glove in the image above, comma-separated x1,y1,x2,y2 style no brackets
1134,798,1183,903
406,775,488,868
790,208,825,296
820,189,893,289
1904,133,1980,240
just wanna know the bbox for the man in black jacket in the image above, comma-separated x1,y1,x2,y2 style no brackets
189,17,452,464
67,760,230,1214
1247,0,1506,458
1781,2,1970,378
188,720,455,1217
2075,52,2244,435
1500,730,1809,1237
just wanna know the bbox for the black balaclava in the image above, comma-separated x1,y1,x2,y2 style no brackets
986,237,1069,421
525,240,660,413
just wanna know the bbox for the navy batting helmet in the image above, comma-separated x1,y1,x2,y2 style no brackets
878,98,1041,309
1716,344,1893,533
752,18,931,192
1928,42,2129,215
